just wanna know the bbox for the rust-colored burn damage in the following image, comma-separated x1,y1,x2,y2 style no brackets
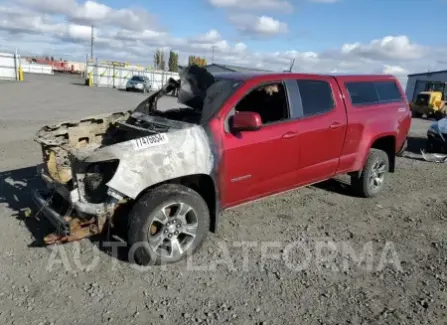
43,217,99,245
37,112,131,185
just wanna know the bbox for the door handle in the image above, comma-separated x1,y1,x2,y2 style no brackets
330,122,342,129
282,131,299,139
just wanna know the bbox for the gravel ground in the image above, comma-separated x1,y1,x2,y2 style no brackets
0,73,446,325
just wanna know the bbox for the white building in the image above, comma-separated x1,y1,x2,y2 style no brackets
405,69,447,101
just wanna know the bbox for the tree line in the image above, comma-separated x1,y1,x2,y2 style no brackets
153,49,207,72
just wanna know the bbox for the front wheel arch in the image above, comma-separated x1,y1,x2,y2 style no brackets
132,174,219,232
127,183,211,265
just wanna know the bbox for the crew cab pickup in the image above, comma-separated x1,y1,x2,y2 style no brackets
32,66,411,265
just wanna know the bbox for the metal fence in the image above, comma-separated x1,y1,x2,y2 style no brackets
86,63,180,91
21,62,54,75
0,51,20,80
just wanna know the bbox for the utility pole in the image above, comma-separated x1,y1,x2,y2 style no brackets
90,25,94,62
211,45,215,63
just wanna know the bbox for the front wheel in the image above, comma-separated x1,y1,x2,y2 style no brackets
127,184,210,266
351,148,389,198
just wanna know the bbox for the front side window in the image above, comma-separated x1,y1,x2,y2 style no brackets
234,82,289,124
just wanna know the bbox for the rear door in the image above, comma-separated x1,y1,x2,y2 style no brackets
292,76,348,185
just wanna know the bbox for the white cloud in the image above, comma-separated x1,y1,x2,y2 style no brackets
229,15,288,37
207,0,294,12
341,36,426,61
193,29,222,43
15,0,157,30
0,0,444,84
383,65,408,75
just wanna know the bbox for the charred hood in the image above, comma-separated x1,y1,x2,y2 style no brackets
134,65,216,115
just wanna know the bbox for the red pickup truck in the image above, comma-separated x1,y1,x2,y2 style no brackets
33,66,411,266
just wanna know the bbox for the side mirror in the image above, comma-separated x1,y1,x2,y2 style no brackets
232,111,262,131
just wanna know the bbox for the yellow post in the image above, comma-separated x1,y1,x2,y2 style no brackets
88,71,93,86
18,66,24,81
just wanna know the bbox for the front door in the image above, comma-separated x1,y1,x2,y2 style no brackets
220,80,300,208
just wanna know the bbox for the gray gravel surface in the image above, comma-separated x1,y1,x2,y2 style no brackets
0,74,446,325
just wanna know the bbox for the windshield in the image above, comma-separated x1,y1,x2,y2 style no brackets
131,76,144,82
425,82,445,92
199,78,244,123
132,68,244,125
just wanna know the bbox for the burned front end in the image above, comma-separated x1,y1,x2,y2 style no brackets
33,112,132,244
31,66,223,245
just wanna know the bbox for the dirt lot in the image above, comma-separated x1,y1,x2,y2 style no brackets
0,73,446,325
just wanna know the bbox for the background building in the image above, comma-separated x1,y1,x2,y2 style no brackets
405,69,447,101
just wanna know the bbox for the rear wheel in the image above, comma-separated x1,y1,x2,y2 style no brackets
351,149,389,198
127,184,210,266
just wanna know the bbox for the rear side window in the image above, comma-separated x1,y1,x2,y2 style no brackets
345,81,403,106
297,80,335,116
374,81,402,101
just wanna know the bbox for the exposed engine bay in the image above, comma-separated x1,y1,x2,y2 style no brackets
36,65,218,185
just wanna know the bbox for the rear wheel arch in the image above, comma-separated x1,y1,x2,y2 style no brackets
370,135,396,172
351,148,390,198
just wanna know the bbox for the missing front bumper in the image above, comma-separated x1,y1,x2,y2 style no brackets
31,170,124,244
31,189,101,245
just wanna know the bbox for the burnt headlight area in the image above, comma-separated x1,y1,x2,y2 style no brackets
82,160,119,203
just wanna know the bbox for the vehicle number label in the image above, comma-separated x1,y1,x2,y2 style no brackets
132,133,168,150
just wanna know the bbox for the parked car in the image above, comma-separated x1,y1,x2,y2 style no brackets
32,66,411,266
426,117,447,153
126,75,151,93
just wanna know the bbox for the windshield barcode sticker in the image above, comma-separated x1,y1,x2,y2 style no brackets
132,133,169,150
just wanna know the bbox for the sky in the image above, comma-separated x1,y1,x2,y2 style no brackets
0,0,445,88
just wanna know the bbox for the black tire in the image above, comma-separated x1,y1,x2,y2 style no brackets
426,138,435,153
412,111,422,118
434,112,444,121
351,148,389,198
127,184,210,266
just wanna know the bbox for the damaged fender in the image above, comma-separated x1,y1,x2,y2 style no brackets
84,125,215,199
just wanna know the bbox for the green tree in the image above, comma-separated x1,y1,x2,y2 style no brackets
168,50,179,72
188,55,207,67
153,48,166,70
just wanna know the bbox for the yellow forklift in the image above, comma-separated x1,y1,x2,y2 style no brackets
410,81,447,120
